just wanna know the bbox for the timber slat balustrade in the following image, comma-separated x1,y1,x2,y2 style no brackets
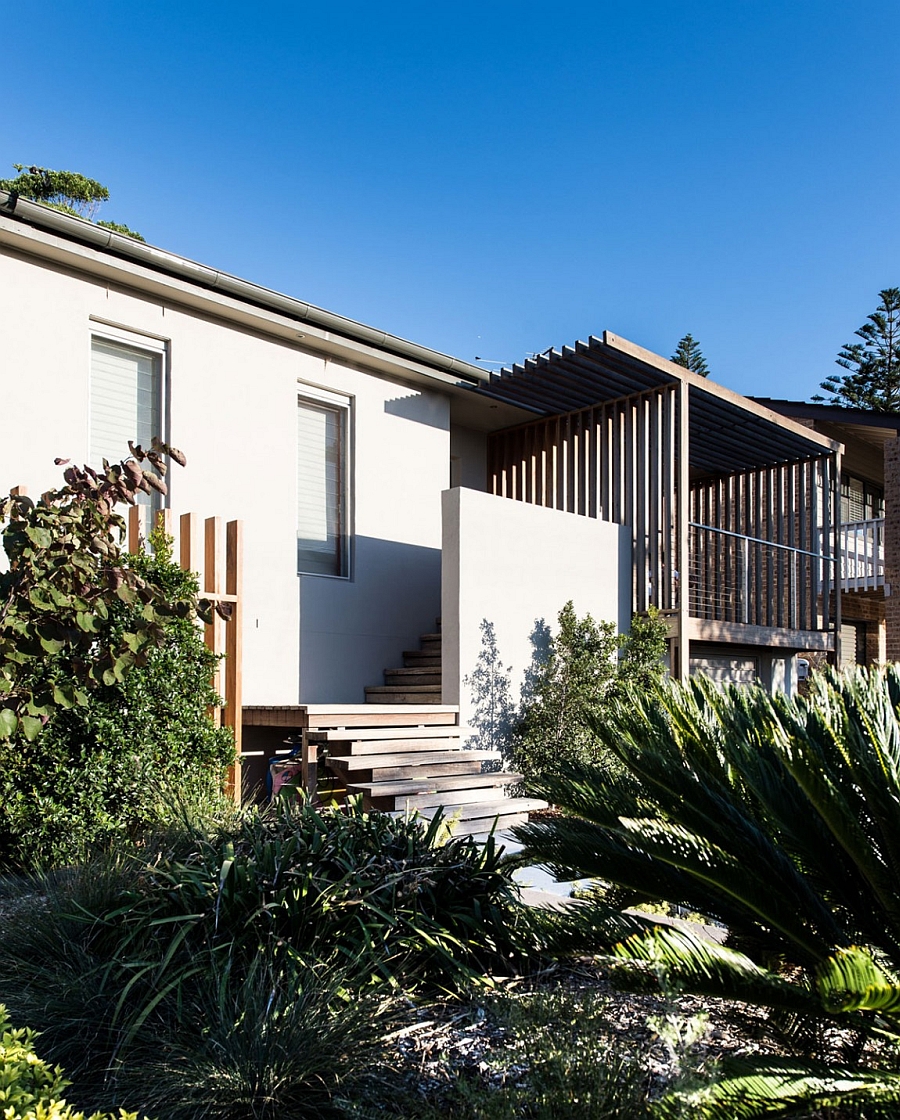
126,504,244,801
488,396,837,635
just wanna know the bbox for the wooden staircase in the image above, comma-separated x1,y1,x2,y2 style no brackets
364,626,443,705
306,705,547,837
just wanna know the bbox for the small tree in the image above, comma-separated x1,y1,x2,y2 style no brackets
0,443,234,867
0,164,145,241
817,288,900,411
510,602,668,783
671,333,709,376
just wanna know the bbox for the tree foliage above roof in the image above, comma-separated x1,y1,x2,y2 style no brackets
816,287,900,411
0,164,145,242
671,333,709,376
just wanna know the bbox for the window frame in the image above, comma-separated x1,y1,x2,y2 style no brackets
88,323,169,514
296,384,352,580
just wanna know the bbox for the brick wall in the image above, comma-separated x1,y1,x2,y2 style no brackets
884,435,900,661
841,590,886,664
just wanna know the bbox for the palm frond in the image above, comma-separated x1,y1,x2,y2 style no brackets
655,1057,900,1119
610,926,820,1015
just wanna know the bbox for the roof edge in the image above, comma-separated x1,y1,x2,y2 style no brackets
603,332,843,457
0,190,491,387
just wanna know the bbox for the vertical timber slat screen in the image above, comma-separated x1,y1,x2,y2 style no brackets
687,456,835,632
487,386,680,614
488,399,837,634
127,504,245,802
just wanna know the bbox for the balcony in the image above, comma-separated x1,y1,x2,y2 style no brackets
689,523,833,633
840,518,884,591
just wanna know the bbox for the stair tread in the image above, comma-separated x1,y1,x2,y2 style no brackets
375,787,523,810
348,773,522,796
390,797,548,821
329,749,500,769
330,737,462,755
384,667,442,677
309,725,469,742
366,693,443,705
419,633,442,642
366,684,442,692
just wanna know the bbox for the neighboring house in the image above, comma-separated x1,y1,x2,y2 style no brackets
0,191,845,802
755,399,900,668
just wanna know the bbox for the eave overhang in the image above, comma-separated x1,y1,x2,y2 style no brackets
479,333,842,475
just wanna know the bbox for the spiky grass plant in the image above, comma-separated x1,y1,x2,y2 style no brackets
0,797,540,1116
515,667,900,1117
117,955,388,1120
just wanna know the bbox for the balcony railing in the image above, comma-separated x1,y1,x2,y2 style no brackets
689,523,835,632
840,518,884,591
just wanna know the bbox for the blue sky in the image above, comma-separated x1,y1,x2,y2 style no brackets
5,1,899,400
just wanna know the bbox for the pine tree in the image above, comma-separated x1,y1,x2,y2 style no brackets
671,333,709,376
817,288,900,411
0,164,144,241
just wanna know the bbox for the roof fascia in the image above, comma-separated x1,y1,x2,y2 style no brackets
752,397,900,432
603,332,843,458
0,192,492,391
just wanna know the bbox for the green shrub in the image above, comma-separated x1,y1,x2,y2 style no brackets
0,1004,141,1120
116,957,388,1120
511,602,667,784
0,530,233,868
517,668,900,1117
106,797,535,989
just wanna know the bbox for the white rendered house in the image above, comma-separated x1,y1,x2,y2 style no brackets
0,191,843,807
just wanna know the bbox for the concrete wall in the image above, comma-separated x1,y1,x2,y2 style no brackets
441,487,631,732
0,246,449,704
450,425,488,491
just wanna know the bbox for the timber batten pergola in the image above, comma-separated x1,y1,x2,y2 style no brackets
480,332,843,678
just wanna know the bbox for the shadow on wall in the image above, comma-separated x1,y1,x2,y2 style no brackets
298,535,441,704
383,392,448,429
464,618,552,760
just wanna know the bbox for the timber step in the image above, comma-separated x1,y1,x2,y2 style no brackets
365,688,442,704
348,773,522,798
389,797,549,838
308,724,472,743
402,652,441,667
328,749,500,771
308,700,542,832
319,737,463,755
384,667,441,681
353,774,523,812
366,623,443,706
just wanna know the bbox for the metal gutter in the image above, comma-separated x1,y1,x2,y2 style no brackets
0,190,491,387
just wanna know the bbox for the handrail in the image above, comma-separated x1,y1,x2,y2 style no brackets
689,522,835,563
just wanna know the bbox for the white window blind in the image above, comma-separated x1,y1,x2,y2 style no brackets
90,338,163,520
297,397,346,576
90,338,161,465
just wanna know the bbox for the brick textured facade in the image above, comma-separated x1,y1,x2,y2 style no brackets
840,590,886,665
884,435,900,661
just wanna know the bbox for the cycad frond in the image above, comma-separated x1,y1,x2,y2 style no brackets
656,1058,900,1119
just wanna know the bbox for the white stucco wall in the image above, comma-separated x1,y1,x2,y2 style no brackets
441,487,632,730
0,245,449,704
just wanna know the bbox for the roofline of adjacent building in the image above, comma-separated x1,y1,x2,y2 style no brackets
0,190,493,389
752,396,900,432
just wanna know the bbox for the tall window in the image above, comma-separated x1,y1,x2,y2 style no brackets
840,473,884,523
90,335,164,516
297,395,348,576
